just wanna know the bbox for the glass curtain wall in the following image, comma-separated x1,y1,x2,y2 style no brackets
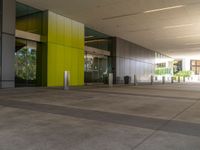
84,27,113,84
84,53,108,83
16,2,42,34
15,3,47,87
15,38,37,87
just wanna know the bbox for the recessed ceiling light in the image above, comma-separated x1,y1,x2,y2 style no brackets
155,34,200,40
185,42,200,45
164,24,193,29
144,5,184,13
176,34,200,39
102,12,141,20
85,39,108,43
85,36,94,39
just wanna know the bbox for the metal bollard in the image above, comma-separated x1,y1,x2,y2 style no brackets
109,73,113,87
134,74,137,86
171,77,174,84
178,76,181,83
183,76,186,82
162,76,165,84
64,71,70,90
150,75,154,85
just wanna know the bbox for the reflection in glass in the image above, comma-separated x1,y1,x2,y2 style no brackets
85,53,108,83
15,39,37,87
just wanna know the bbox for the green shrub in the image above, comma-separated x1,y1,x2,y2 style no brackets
155,68,172,75
174,71,193,77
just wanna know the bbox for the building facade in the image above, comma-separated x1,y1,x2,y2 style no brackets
0,1,163,88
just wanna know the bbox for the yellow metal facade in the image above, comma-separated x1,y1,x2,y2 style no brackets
47,11,84,86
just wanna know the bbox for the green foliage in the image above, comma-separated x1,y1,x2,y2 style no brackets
15,48,37,81
174,71,193,77
155,68,172,75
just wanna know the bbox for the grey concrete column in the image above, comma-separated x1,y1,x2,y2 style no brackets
0,0,16,88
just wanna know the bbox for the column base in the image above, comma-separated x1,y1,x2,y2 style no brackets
0,80,15,88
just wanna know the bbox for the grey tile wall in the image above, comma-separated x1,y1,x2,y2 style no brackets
115,38,155,83
2,34,15,80
2,0,15,34
0,0,15,88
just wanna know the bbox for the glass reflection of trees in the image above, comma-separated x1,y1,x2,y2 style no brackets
15,47,36,81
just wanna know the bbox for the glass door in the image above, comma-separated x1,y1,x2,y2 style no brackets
84,53,108,83
15,38,37,87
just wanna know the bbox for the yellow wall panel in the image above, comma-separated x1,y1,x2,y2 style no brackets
64,18,72,46
56,16,65,45
47,43,57,86
56,45,65,85
64,47,72,85
47,11,84,87
78,23,85,50
48,12,57,43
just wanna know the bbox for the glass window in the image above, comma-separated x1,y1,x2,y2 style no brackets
16,2,43,34
191,60,200,75
192,67,196,73
192,61,196,66
197,67,200,75
84,53,108,83
197,61,200,66
15,38,37,87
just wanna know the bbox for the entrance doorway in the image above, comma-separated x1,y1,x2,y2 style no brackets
15,38,37,87
84,53,108,83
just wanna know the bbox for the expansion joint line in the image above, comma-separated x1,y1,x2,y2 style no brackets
131,99,200,150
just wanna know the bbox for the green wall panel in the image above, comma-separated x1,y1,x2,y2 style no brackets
47,11,84,87
16,12,43,34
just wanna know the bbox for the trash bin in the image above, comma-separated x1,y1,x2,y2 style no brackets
124,76,131,84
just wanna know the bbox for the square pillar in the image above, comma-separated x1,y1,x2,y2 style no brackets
0,0,16,88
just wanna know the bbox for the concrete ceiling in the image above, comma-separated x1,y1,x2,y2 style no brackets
17,0,200,59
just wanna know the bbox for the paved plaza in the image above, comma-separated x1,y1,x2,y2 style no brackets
0,83,200,150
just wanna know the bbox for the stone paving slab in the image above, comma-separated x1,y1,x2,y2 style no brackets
0,83,200,149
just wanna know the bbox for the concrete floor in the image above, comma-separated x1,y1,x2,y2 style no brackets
0,83,200,150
